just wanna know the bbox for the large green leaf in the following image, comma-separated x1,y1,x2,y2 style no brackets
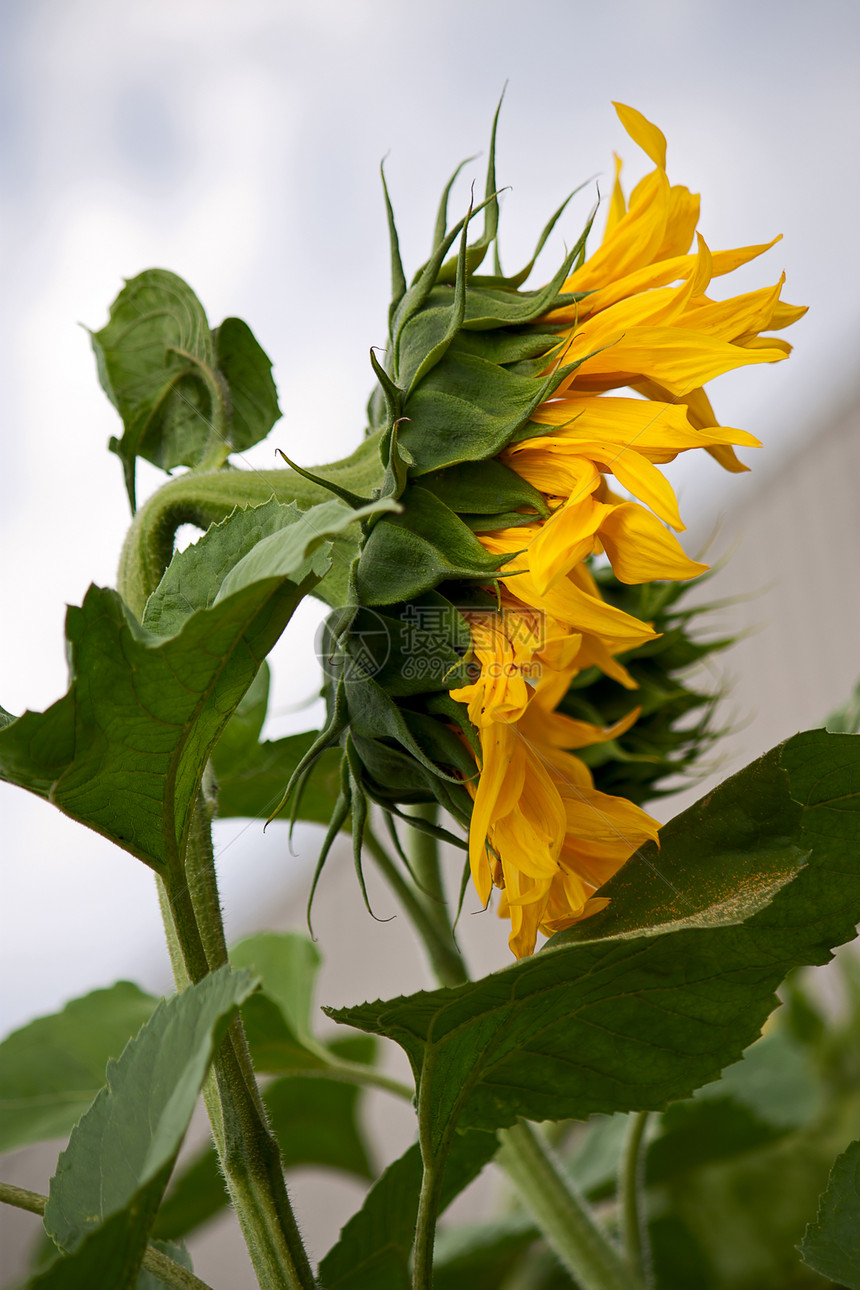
0,983,157,1153
800,1138,860,1288
317,1131,498,1290
328,732,860,1150
92,270,222,509
34,967,254,1288
0,498,385,873
431,1216,539,1290
153,1036,375,1242
647,1029,822,1186
230,931,332,1071
23,1209,168,1290
563,1026,823,1208
210,664,342,825
214,730,343,825
230,932,394,1084
92,270,283,509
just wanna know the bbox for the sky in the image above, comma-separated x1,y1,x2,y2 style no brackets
1,0,859,1034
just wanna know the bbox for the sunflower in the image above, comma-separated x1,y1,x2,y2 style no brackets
285,102,803,961
447,102,805,956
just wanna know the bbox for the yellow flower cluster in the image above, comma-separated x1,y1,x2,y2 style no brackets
450,103,805,958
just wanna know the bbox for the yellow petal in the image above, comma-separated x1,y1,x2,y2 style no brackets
567,169,671,290
599,503,709,584
604,152,626,239
520,702,642,751
467,723,517,904
549,237,782,324
527,495,610,593
530,395,760,457
612,102,667,170
654,185,700,260
680,275,786,342
562,323,789,397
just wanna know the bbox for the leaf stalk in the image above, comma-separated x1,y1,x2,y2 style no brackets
0,1181,215,1290
497,1120,640,1290
620,1110,653,1287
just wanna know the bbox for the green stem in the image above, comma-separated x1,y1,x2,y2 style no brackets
0,1182,214,1290
118,466,321,1289
411,1144,448,1290
285,1058,414,1102
620,1111,652,1287
118,431,386,618
406,803,448,915
363,826,468,987
382,817,634,1290
497,1121,640,1290
162,802,316,1290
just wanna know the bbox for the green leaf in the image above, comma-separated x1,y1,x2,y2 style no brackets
800,1138,860,1288
317,1131,498,1290
432,1216,538,1290
327,732,860,1147
213,728,343,826
647,1030,822,1186
22,1208,166,1290
342,599,469,700
229,931,331,1070
37,967,254,1286
215,497,396,603
0,983,157,1154
213,659,270,756
141,496,307,635
153,1039,374,1242
92,270,223,509
0,498,382,872
212,315,281,452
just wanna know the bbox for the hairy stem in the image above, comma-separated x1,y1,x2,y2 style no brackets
620,1111,653,1287
0,1182,214,1290
161,796,316,1290
497,1120,639,1290
118,431,386,618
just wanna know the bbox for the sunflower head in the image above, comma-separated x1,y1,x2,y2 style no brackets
281,102,804,955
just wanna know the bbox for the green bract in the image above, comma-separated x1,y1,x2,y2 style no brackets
269,110,600,907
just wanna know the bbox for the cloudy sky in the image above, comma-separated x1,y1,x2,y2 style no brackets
1,0,859,1033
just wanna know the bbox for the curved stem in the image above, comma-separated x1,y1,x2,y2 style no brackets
363,825,468,987
620,1111,653,1287
118,431,386,618
497,1120,640,1290
118,469,331,618
0,1182,214,1290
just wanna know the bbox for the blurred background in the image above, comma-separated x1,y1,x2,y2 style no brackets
1,0,859,1283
